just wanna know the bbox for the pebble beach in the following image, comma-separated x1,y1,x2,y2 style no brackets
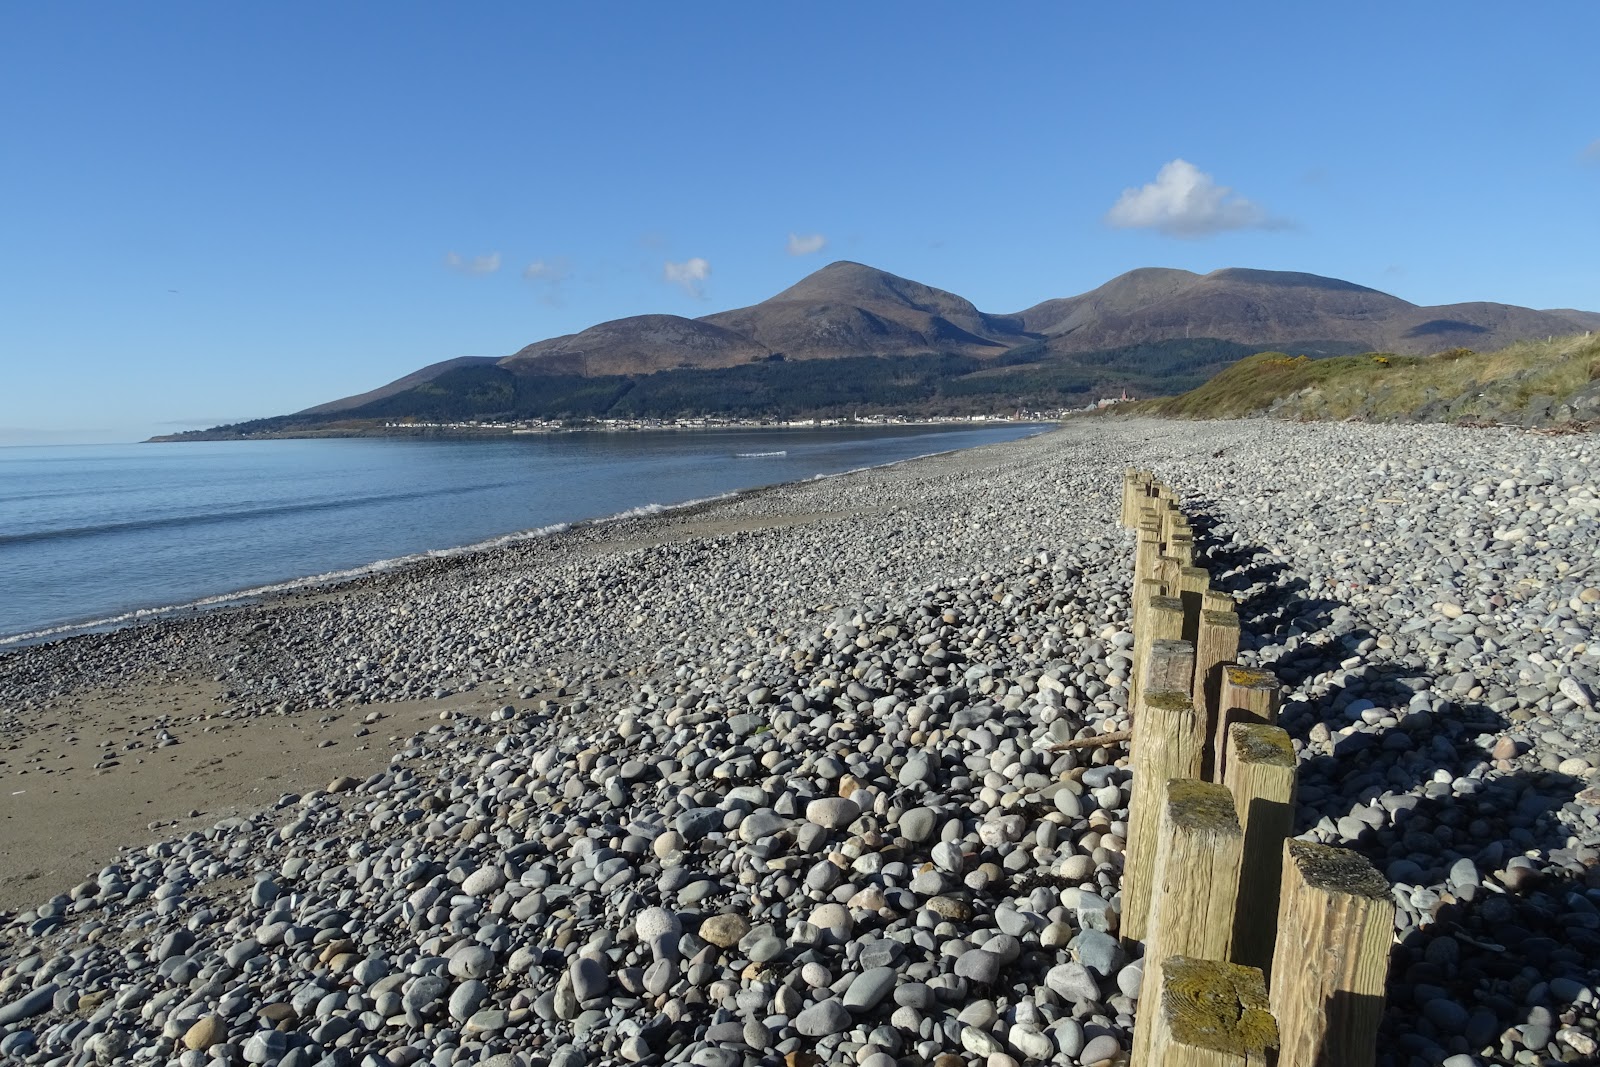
1,417,1597,1067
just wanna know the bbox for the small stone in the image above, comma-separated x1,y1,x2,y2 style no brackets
183,1017,225,1051
570,957,608,1002
462,865,507,896
698,913,751,948
449,945,494,979
843,967,897,1011
805,797,861,830
961,1027,1002,1055
899,807,938,843
1045,962,1099,1004
954,949,1001,985
1080,1034,1121,1063
795,998,851,1037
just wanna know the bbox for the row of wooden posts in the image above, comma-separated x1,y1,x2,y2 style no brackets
1118,471,1397,1067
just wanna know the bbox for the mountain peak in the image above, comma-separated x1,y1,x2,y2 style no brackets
767,260,963,309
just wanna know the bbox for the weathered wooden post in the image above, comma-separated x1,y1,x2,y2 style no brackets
1191,609,1241,778
1223,724,1297,977
1133,519,1163,624
1177,565,1210,643
1144,638,1197,694
1271,841,1394,1067
1213,666,1281,782
1167,533,1195,567
1130,595,1185,713
1121,684,1206,945
1141,955,1279,1067
1120,652,1203,940
1131,779,1246,1067
1121,470,1142,528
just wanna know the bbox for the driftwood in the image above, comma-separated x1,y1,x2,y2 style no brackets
1043,729,1131,751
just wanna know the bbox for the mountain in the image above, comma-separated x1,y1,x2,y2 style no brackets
697,260,1024,360
177,261,1595,436
1012,268,1582,355
1548,308,1600,332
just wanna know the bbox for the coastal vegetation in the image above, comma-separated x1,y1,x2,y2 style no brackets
1127,332,1600,427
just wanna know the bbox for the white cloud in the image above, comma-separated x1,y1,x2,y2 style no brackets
522,259,571,306
1105,159,1279,238
663,257,711,299
444,251,502,275
786,232,827,256
522,259,568,281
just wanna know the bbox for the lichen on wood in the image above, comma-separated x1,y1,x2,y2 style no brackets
1166,779,1243,836
1286,839,1390,901
1231,723,1295,767
1223,665,1277,692
1163,955,1280,1056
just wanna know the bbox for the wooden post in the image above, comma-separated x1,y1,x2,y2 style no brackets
1271,841,1394,1067
1121,686,1206,945
1131,595,1185,713
1123,470,1156,528
1192,610,1241,779
1158,499,1182,547
1141,955,1278,1067
1134,523,1163,611
1155,555,1183,595
1214,666,1281,782
1131,780,1246,1067
1167,534,1195,567
1145,639,1196,696
1177,565,1210,644
1121,470,1140,528
1203,590,1236,614
1223,724,1297,978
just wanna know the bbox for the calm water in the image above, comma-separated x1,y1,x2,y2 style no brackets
0,425,1044,643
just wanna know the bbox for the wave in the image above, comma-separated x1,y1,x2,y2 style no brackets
0,426,1047,647
0,490,746,646
599,491,739,522
735,450,787,457
0,521,573,647
0,481,516,548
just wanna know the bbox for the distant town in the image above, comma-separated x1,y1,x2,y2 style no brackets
379,397,1132,436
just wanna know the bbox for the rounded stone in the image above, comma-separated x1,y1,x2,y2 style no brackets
698,913,751,948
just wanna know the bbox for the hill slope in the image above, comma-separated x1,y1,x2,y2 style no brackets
165,262,1599,437
1127,334,1600,427
1014,268,1583,356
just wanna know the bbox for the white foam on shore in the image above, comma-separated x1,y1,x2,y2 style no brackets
0,488,747,647
0,521,570,648
600,492,739,523
735,450,787,457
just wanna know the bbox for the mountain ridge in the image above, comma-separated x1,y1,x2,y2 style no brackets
215,261,1595,431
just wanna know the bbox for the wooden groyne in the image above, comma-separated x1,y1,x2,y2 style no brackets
1119,470,1395,1067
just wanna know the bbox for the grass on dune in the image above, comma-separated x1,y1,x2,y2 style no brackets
1127,333,1600,423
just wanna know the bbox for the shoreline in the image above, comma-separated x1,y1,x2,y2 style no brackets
145,414,1057,444
2,423,1053,650
0,429,1058,909
1,417,1596,1065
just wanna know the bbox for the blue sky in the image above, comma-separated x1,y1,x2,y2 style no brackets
3,3,1596,443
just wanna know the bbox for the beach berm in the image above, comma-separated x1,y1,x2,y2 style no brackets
0,418,1596,1066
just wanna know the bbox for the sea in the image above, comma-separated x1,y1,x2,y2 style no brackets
0,424,1046,645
